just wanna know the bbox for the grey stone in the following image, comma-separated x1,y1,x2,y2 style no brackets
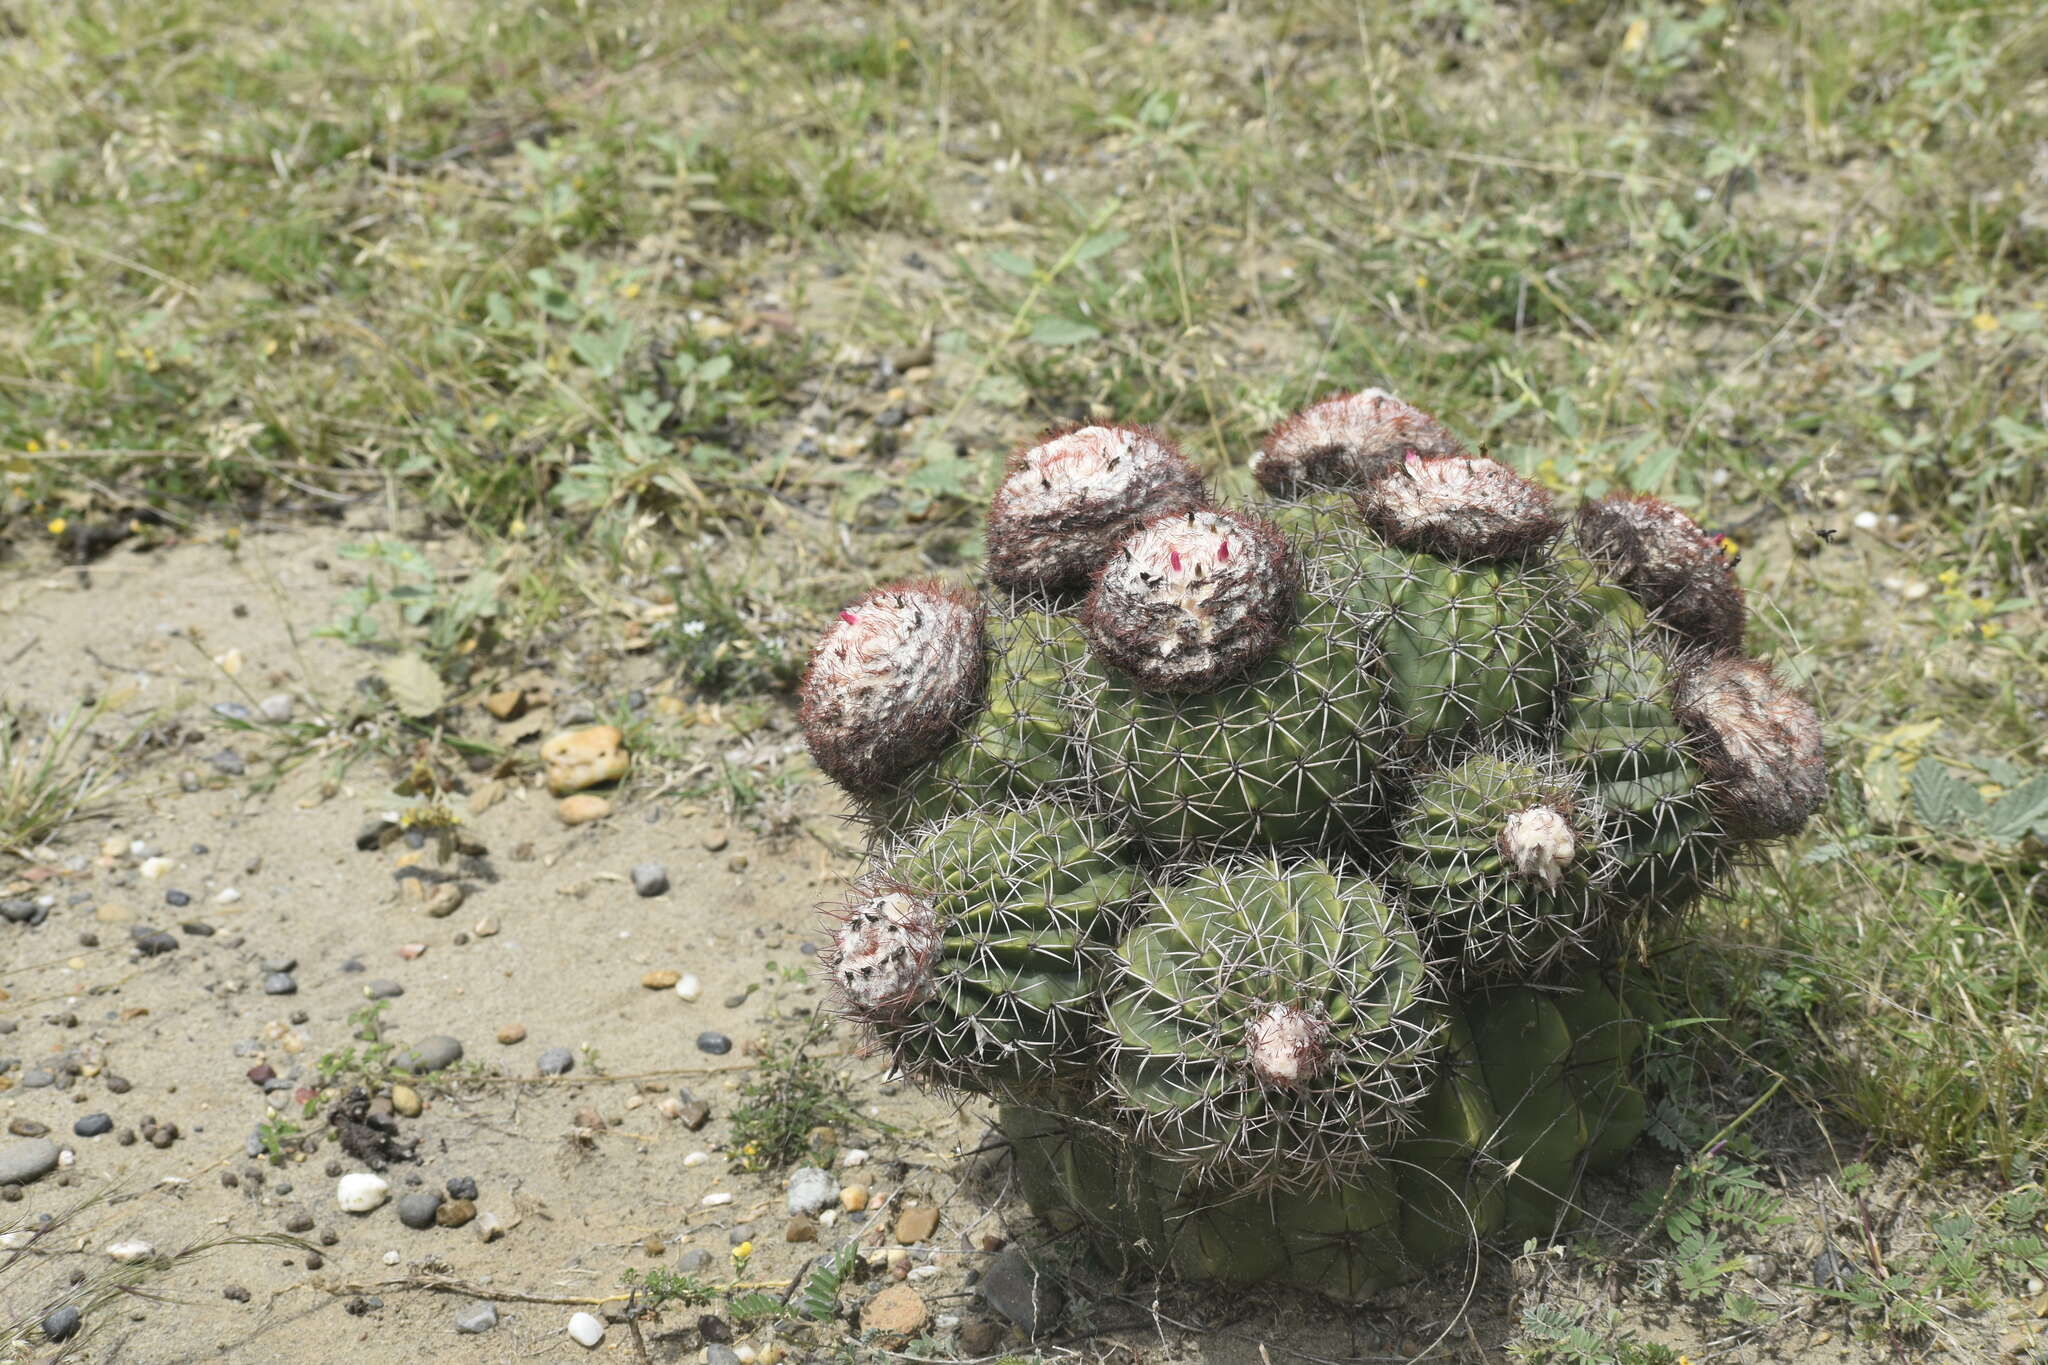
705,1347,741,1365
0,899,35,923
630,863,669,897
0,1138,60,1186
786,1167,836,1217
133,929,179,956
213,702,254,723
259,694,295,724
207,748,246,775
536,1047,574,1077
18,1069,54,1089
261,956,298,974
676,1247,713,1273
262,973,297,996
41,1305,81,1342
694,1031,732,1056
395,1036,463,1074
978,1248,1063,1339
454,1302,498,1334
446,1176,478,1201
396,1192,443,1229
73,1114,113,1138
363,979,404,1000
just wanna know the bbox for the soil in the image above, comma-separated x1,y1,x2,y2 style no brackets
0,526,2027,1363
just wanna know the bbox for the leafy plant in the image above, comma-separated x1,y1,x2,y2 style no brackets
0,696,124,856
728,1036,864,1174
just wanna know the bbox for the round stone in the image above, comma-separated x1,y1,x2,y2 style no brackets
446,1175,478,1201
695,1032,733,1056
0,1138,60,1187
396,1192,442,1230
631,863,670,897
496,1024,526,1045
41,1305,81,1342
567,1311,606,1347
641,970,680,990
536,1047,575,1077
455,1302,498,1334
73,1114,114,1138
262,972,297,996
394,1036,462,1074
335,1172,390,1213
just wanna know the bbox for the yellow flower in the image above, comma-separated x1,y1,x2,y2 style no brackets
1937,568,1961,587
732,1240,753,1259
1980,622,2001,639
1972,312,2000,333
47,517,67,536
24,439,40,452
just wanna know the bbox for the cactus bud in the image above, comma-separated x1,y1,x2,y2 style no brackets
1246,1004,1332,1088
1080,506,1297,691
1574,495,1745,653
826,888,940,1017
986,423,1206,591
799,580,986,795
1253,388,1469,492
1501,805,1576,890
1673,654,1825,838
1353,451,1561,561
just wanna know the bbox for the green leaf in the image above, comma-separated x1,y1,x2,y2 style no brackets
987,249,1037,279
974,374,1030,409
1028,316,1101,347
1072,229,1128,263
1911,763,1986,832
1984,774,2048,844
379,653,449,719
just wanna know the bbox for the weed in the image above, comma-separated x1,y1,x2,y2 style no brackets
0,696,126,856
729,1033,863,1174
303,1000,399,1118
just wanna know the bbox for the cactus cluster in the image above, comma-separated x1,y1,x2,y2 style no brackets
800,391,1825,1298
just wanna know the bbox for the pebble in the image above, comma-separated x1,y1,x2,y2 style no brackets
19,1069,54,1089
446,1176,479,1201
435,1198,477,1228
542,727,630,795
259,693,295,723
787,1167,836,1217
107,1239,156,1263
677,1247,713,1272
979,1248,1063,1337
8,1118,47,1138
557,794,611,825
642,970,680,990
673,973,702,1002
165,889,191,908
701,1192,733,1207
73,1114,113,1138
695,1031,732,1056
454,1302,499,1334
133,929,179,956
336,1173,391,1213
895,1206,939,1244
840,1185,870,1213
390,1085,422,1117
262,955,298,974
631,863,670,897
224,1285,252,1302
536,1047,575,1076
0,1139,59,1186
566,1311,606,1347
285,1211,315,1233
701,829,730,852
263,972,298,996
363,979,405,1000
214,701,254,722
216,887,242,905
40,1306,81,1342
682,1151,710,1167
396,1036,463,1074
841,1148,870,1168
396,1193,443,1229
180,920,213,935
208,749,245,775
863,1283,930,1335
706,1347,742,1365
785,1217,818,1243
139,856,175,880
496,1024,526,1046
473,1211,507,1243
425,883,464,918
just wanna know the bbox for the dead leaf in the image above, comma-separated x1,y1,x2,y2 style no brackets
379,654,448,719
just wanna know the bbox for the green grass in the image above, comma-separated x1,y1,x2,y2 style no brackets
6,0,2048,1354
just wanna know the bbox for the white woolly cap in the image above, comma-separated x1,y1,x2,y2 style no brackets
1253,388,1469,490
1246,1003,1331,1088
830,890,940,1015
985,425,1205,590
1502,805,1576,890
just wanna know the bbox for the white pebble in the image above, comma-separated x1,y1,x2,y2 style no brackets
1852,511,1880,531
128,839,150,858
818,1209,837,1228
840,1148,869,1168
682,1151,710,1167
908,1264,941,1282
139,856,175,880
336,1172,391,1213
384,1250,401,1266
934,1313,960,1330
673,973,702,1002
57,1148,75,1168
700,1192,733,1207
567,1311,606,1347
734,1347,758,1363
215,887,242,905
0,1231,33,1250
106,1239,156,1263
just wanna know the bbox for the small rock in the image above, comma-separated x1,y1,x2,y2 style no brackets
455,1302,499,1334
105,1074,132,1094
41,1305,81,1342
557,794,611,826
701,829,730,852
446,1176,479,1201
959,1319,1005,1354
536,1047,575,1077
695,1031,732,1056
259,693,295,723
94,902,134,924
631,863,670,897
471,914,499,937
566,1310,606,1348
133,928,179,956
18,1069,54,1089
8,1119,47,1138
285,1211,315,1233
573,1108,605,1132
474,1211,507,1243
262,955,298,974
706,1347,742,1365
363,979,404,1000
673,973,702,1002
73,1114,113,1138
395,1036,463,1074
424,883,465,918
140,856,175,880
214,701,254,722
482,690,527,721
496,1024,526,1046
979,1248,1063,1338
107,1238,156,1263
785,1217,818,1243
435,1198,477,1228
542,726,630,796
396,1193,443,1229
390,1085,422,1117
336,1173,390,1213
840,1185,870,1213
726,853,749,873
675,1099,711,1130
263,972,297,996
642,970,680,990
208,749,246,775
165,889,192,908
0,1139,60,1187
787,1167,836,1217
224,1284,253,1302
863,1283,929,1335
895,1206,939,1244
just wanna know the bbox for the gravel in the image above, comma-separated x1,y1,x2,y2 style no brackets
396,1192,443,1230
630,862,670,897
536,1047,575,1076
454,1302,499,1334
262,973,298,995
446,1176,478,1201
695,1031,732,1056
363,979,405,1000
40,1306,81,1343
73,1114,113,1138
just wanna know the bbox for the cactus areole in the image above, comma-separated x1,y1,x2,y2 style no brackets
801,389,1826,1299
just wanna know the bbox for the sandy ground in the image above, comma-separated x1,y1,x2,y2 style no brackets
0,527,2029,1364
